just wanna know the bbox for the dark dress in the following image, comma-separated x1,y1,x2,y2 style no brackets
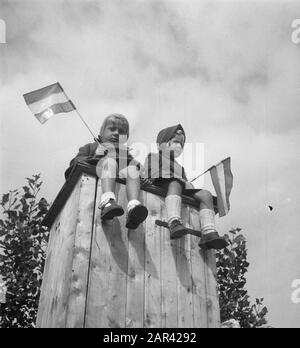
143,151,189,189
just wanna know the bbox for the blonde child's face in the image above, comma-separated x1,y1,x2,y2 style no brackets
101,118,128,144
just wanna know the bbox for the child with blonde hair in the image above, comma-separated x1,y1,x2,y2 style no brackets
66,113,148,230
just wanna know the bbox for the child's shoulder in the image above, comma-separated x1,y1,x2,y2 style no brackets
78,141,99,156
87,141,99,150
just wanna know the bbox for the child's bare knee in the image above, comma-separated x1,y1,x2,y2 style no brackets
167,180,183,195
127,165,140,180
102,157,118,168
196,189,213,202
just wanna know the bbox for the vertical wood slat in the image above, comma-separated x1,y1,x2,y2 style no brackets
37,176,82,328
160,197,178,328
144,191,162,328
84,179,111,327
189,207,209,328
204,250,221,328
85,183,128,328
125,190,146,328
107,185,129,327
37,174,96,328
176,206,194,328
36,215,58,327
66,175,96,328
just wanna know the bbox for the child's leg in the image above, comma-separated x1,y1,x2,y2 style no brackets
194,189,214,210
126,165,141,202
165,180,183,224
194,190,227,250
101,157,117,194
194,190,216,234
125,165,148,229
164,180,190,239
98,157,124,218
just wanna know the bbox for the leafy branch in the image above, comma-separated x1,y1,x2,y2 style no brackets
216,228,268,328
0,174,50,328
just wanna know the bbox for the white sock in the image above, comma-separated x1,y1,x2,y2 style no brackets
127,199,141,212
99,191,116,209
199,209,217,235
165,195,182,225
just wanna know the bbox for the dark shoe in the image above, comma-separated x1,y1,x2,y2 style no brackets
169,220,189,239
198,232,228,250
126,204,148,229
100,199,124,220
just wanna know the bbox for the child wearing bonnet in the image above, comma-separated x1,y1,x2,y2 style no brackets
143,124,227,250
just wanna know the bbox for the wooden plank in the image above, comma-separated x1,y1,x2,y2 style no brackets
144,192,162,328
106,184,129,327
84,179,111,327
66,174,97,328
204,249,221,328
36,217,58,327
85,182,129,328
125,190,146,328
189,207,208,328
176,205,194,328
37,176,83,327
160,196,178,328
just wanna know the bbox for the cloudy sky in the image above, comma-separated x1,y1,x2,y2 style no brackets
1,0,300,327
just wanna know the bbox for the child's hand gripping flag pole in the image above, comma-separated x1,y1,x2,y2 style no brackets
190,157,233,217
23,82,100,144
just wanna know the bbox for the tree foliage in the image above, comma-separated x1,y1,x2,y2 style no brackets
216,228,268,328
0,174,49,328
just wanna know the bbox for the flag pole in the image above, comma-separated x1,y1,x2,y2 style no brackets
59,83,100,144
189,167,212,183
73,106,100,145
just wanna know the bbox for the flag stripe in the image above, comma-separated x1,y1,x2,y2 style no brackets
216,162,229,215
23,82,63,104
27,92,70,115
35,112,52,125
210,157,233,217
34,101,75,121
210,166,226,217
223,157,233,210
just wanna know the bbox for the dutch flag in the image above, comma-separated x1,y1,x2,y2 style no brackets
23,82,76,124
209,157,233,217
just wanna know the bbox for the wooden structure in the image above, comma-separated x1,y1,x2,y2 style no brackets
37,163,220,328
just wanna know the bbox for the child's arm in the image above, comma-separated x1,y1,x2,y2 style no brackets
69,144,96,166
65,143,101,179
